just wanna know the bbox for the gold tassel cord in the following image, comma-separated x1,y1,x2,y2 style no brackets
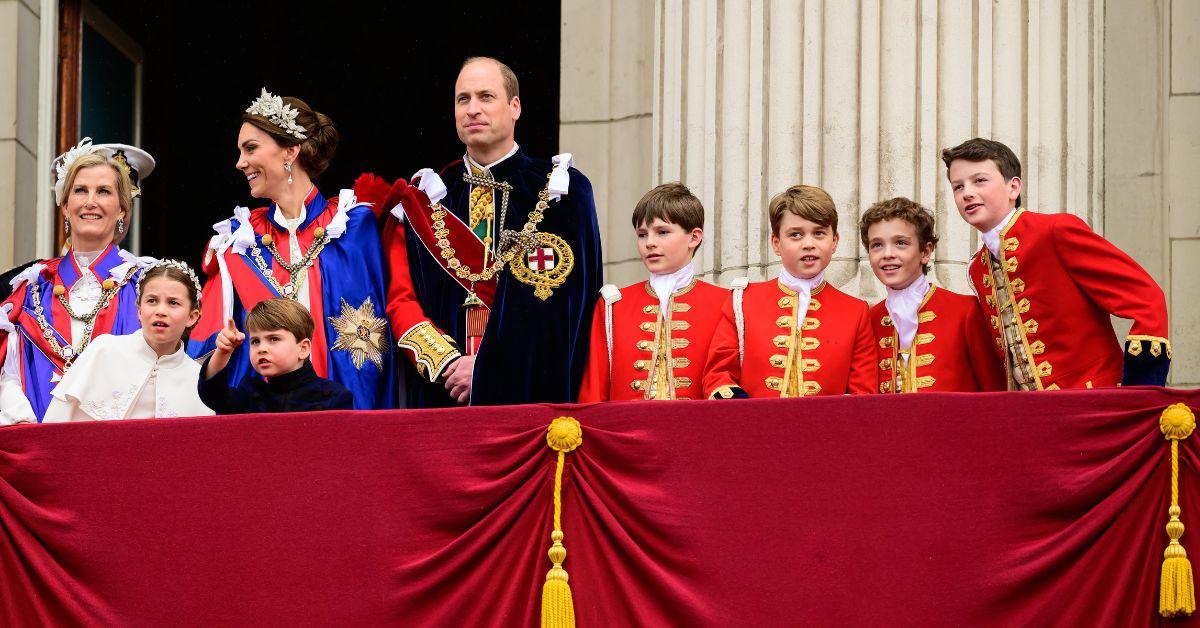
1160,403,1197,618
542,417,582,628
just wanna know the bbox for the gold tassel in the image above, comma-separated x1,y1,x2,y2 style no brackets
1160,403,1197,617
542,417,582,628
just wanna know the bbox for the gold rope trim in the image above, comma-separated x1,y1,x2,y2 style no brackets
1160,403,1197,617
542,417,582,627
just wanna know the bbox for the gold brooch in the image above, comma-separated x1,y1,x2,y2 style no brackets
328,297,388,370
506,232,574,300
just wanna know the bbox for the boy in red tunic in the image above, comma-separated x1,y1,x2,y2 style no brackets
943,137,1171,389
860,197,1005,393
704,185,876,398
578,183,727,401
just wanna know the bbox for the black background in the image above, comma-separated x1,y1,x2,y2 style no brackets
91,1,561,268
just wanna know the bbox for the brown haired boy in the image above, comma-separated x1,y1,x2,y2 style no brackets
200,299,354,412
703,184,876,398
578,182,727,400
860,197,1004,393
943,137,1170,389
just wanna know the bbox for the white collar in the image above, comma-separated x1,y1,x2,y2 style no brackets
884,274,930,350
128,329,191,368
465,143,520,173
648,262,695,314
981,207,1018,258
778,267,824,295
272,186,315,228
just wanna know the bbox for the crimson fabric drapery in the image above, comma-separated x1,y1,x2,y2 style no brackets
1,388,1199,626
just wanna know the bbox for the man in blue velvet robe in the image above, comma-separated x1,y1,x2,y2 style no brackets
378,56,602,407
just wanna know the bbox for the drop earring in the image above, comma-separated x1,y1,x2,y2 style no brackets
63,217,70,236
116,218,126,234
285,161,293,185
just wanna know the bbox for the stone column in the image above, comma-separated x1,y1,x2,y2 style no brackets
650,0,1104,300
0,0,53,268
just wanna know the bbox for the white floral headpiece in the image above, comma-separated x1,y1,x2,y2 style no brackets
136,258,204,308
52,137,102,205
245,88,308,139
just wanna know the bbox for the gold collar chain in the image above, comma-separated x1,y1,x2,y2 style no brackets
30,266,136,369
250,228,329,299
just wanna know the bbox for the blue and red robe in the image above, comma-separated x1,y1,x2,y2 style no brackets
189,187,396,410
0,245,143,420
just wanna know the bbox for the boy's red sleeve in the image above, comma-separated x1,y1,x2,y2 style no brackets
1051,213,1168,340
576,299,610,403
703,292,743,398
847,302,878,394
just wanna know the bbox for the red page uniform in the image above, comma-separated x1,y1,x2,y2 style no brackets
579,279,726,401
704,278,876,398
870,284,1005,393
967,208,1170,389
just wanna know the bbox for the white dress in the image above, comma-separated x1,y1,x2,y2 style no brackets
43,330,214,421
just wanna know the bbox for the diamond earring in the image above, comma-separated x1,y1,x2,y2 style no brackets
285,161,293,185
63,217,71,236
116,218,126,235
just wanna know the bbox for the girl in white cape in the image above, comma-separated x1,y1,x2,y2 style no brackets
43,260,214,421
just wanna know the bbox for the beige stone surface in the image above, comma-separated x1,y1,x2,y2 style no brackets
1173,0,1200,94
16,1,37,150
0,1,18,142
0,140,19,267
1169,96,1200,239
1171,240,1200,387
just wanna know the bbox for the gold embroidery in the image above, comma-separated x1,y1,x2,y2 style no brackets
1036,362,1053,377
918,311,936,324
879,337,894,349
915,375,936,389
328,297,389,371
1024,319,1039,335
671,302,692,313
1016,298,1031,314
630,380,645,391
1003,237,1019,252
397,321,459,381
776,316,793,329
773,335,790,348
1005,257,1018,273
633,360,649,371
801,337,820,350
671,320,691,331
710,385,737,399
802,318,820,331
881,316,893,327
915,354,934,367
800,358,820,372
915,333,935,345
809,298,822,311
675,377,692,388
990,315,1000,330
879,358,893,371
778,296,795,308
1151,341,1163,357
1010,278,1025,294
1046,383,1061,390
506,232,575,300
802,381,822,396
636,340,652,351
985,295,997,308
1029,340,1046,355
880,381,893,393
769,354,787,368
672,357,691,368
765,376,783,391
983,274,994,288
1128,342,1143,356
672,338,690,349
642,305,659,315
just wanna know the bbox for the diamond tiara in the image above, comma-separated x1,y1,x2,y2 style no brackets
137,259,204,308
245,88,308,140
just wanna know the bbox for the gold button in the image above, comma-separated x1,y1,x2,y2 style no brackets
640,321,654,332
769,354,787,368
776,316,793,329
765,376,783,391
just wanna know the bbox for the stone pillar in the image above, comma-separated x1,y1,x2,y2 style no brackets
0,0,51,268
649,0,1104,300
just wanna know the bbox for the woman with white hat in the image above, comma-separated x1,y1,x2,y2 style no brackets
0,138,158,423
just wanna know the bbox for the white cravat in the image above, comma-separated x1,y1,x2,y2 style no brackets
981,208,1018,258
778,267,825,316
648,263,695,314
885,273,930,350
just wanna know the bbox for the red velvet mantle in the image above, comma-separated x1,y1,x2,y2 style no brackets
2,387,1199,626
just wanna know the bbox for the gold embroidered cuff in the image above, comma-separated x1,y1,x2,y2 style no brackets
710,385,738,400
1127,335,1173,359
397,321,461,382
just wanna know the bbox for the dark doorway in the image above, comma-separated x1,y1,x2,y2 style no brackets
84,1,561,269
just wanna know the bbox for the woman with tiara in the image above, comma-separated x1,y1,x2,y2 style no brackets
0,139,157,423
189,89,395,409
